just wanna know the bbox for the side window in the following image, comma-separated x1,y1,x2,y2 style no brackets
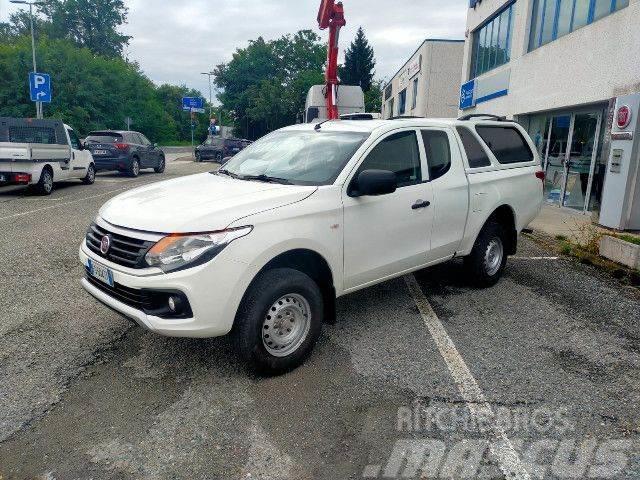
67,129,81,150
356,130,421,188
421,130,451,181
475,126,534,164
129,133,141,144
456,126,492,168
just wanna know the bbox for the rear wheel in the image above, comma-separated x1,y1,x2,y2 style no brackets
215,151,224,162
31,167,53,195
154,154,165,173
128,158,140,177
231,268,323,375
463,221,507,287
83,164,96,184
195,151,202,162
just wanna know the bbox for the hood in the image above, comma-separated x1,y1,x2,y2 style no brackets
99,172,317,233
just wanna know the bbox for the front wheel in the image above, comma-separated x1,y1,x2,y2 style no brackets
195,151,201,162
215,151,224,162
154,155,165,173
463,221,507,288
231,268,323,375
83,164,96,184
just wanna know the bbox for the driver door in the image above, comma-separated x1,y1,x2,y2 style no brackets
342,129,434,291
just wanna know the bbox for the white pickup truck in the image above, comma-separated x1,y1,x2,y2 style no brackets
0,118,95,195
79,116,543,374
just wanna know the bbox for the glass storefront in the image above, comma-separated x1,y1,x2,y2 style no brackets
524,106,607,213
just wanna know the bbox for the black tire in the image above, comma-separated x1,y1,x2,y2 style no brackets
463,221,508,288
154,154,166,173
83,163,96,185
32,167,54,195
215,151,224,162
195,151,201,162
231,268,323,375
128,158,140,177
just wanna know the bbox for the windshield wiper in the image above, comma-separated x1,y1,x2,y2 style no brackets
215,168,242,179
240,174,293,185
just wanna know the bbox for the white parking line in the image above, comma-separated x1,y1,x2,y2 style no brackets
511,256,559,260
404,274,531,480
0,187,133,221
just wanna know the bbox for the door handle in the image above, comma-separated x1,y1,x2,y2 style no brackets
412,200,431,210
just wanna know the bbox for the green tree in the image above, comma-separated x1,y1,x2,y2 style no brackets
364,79,383,114
0,36,206,144
8,0,130,57
214,30,326,139
339,27,376,92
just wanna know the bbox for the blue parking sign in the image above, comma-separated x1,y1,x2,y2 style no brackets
29,72,52,103
459,79,475,110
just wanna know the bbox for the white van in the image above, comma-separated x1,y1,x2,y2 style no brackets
0,118,95,195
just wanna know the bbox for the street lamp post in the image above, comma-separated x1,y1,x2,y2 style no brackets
200,72,214,119
11,0,45,119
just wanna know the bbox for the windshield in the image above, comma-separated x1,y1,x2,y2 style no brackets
221,130,370,186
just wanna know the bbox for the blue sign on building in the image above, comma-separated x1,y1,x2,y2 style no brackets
29,72,52,103
459,79,475,110
182,97,205,111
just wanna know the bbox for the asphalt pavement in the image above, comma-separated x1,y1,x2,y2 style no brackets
0,157,638,479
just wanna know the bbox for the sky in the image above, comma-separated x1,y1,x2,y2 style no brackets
2,0,468,102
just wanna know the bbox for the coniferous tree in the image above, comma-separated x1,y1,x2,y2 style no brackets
339,27,375,92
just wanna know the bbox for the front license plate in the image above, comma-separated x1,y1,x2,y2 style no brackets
94,149,108,155
232,147,240,152
0,174,6,182
88,258,114,287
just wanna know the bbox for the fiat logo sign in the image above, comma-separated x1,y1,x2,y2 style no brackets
617,105,632,129
100,234,112,255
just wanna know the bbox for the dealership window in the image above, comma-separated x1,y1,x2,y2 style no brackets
387,98,395,119
411,78,419,110
471,2,514,78
398,88,407,115
529,0,629,51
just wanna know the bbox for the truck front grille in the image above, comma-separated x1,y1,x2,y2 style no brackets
85,222,155,269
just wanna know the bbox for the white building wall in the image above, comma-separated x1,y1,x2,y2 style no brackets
461,0,640,117
382,40,464,119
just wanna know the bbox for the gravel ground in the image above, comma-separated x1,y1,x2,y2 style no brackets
0,160,638,479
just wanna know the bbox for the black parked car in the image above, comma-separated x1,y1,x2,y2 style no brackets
84,130,166,177
194,137,251,163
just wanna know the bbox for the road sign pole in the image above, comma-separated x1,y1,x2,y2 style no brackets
27,2,42,119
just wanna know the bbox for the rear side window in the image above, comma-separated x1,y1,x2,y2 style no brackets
421,130,451,181
456,127,491,168
475,126,534,164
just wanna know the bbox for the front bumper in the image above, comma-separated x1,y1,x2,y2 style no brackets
79,241,256,338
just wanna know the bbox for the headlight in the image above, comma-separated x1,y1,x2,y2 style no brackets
145,226,252,272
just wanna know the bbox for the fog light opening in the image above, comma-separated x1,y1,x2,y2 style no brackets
168,295,183,314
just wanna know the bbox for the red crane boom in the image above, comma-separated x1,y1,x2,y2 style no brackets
317,0,346,120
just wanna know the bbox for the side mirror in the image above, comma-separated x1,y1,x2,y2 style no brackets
351,169,397,197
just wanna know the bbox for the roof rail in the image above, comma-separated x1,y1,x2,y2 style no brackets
458,113,507,121
388,115,425,120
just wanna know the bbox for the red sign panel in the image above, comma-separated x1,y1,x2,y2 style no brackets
616,105,632,129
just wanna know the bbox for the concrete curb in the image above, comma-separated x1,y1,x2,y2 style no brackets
599,235,640,270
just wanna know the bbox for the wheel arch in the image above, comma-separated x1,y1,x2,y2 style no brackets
484,204,518,255
244,248,337,324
